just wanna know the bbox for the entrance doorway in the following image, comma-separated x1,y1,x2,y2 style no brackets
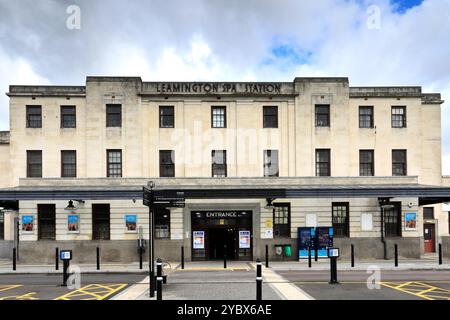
424,224,436,253
208,228,236,260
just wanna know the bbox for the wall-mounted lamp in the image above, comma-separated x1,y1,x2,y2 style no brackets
64,200,85,211
265,198,275,210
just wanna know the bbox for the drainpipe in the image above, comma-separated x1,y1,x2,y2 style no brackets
380,206,387,260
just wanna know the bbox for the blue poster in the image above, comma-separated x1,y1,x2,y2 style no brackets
125,214,137,231
22,215,34,231
297,227,314,259
68,214,79,232
405,212,417,230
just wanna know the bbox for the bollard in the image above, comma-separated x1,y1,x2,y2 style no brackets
139,246,143,270
329,256,339,284
55,247,59,271
96,247,100,270
256,258,262,300
351,244,355,268
13,248,16,271
308,246,312,268
224,245,227,269
394,244,398,267
62,260,69,286
439,243,442,265
314,246,318,262
181,246,185,270
156,258,163,301
265,245,269,268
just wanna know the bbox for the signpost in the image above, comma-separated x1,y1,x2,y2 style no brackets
328,247,339,285
60,250,72,286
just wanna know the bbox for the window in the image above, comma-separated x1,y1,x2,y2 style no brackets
273,203,290,237
315,104,330,127
0,212,4,240
92,204,110,240
155,208,170,239
392,106,406,128
26,105,42,128
160,106,174,128
359,150,374,176
392,150,407,176
316,149,330,176
212,150,227,177
160,150,175,177
359,106,374,128
107,150,122,177
60,106,76,128
38,204,55,240
61,151,76,178
264,150,279,177
27,150,42,178
423,207,434,220
263,106,278,128
332,203,350,237
384,202,402,237
211,106,226,128
106,104,122,127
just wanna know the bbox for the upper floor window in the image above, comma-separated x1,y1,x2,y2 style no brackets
107,149,122,177
60,106,76,128
359,106,374,128
61,150,77,178
264,150,279,177
211,106,226,128
391,106,406,128
332,203,349,237
26,105,42,128
359,150,374,176
263,106,278,128
106,104,122,127
212,150,227,177
273,203,290,237
392,149,407,176
160,106,174,128
160,150,175,177
315,104,330,127
316,149,330,176
27,150,42,178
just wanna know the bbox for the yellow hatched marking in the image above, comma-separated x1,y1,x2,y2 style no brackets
381,281,450,300
54,283,127,300
0,285,22,293
0,292,39,300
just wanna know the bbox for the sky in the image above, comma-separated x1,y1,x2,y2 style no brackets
0,0,449,173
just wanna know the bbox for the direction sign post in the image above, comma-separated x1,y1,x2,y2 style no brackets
60,250,72,287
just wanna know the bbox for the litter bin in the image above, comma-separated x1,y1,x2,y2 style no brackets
283,244,292,257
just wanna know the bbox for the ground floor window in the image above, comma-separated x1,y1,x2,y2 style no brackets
38,204,55,240
92,204,110,240
0,212,4,240
155,208,170,239
273,203,291,237
332,202,349,237
384,202,402,237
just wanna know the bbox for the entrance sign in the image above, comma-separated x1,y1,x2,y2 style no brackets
193,231,205,249
239,231,251,249
405,212,417,230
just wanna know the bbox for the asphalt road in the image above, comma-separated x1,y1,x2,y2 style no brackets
0,273,145,300
276,270,450,300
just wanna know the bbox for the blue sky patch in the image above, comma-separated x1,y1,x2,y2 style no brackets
390,0,424,13
262,44,313,68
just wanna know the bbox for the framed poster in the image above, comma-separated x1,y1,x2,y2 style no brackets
405,212,417,230
297,227,315,259
22,215,34,232
193,231,205,249
125,215,137,232
239,231,251,249
67,214,80,232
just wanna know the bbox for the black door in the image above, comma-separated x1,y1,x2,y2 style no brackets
92,204,110,240
208,228,236,260
38,204,55,240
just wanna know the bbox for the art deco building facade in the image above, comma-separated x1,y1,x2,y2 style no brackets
0,76,449,263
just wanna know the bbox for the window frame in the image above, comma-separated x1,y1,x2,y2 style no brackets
263,106,278,128
26,150,42,178
160,150,175,177
26,105,42,128
60,105,76,128
106,104,122,127
391,106,407,128
211,150,227,177
273,203,291,238
315,149,331,177
61,150,77,178
423,207,435,220
211,106,226,128
263,150,279,177
106,149,122,178
392,149,407,176
359,106,374,128
332,202,350,238
315,104,330,127
359,150,375,176
155,207,171,239
159,106,175,128
384,202,402,237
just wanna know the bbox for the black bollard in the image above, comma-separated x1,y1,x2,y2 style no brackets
96,247,100,270
156,258,163,301
13,248,16,271
224,245,227,269
139,246,143,270
439,243,442,265
314,246,318,262
394,244,398,267
308,246,312,268
256,258,262,300
55,247,59,271
62,260,69,286
265,245,269,268
181,246,185,270
351,244,355,268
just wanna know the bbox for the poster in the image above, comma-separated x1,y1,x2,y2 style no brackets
405,212,417,230
67,214,79,232
125,215,137,231
239,231,251,249
193,231,205,249
297,227,314,259
22,215,34,231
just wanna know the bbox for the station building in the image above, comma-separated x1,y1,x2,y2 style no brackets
0,76,449,263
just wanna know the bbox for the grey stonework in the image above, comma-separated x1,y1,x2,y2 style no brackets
0,240,14,259
442,236,450,258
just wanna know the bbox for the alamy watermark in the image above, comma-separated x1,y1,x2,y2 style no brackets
66,5,81,30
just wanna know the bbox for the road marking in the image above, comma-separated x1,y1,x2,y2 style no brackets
0,292,39,300
54,283,127,300
0,285,22,293
381,281,450,300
